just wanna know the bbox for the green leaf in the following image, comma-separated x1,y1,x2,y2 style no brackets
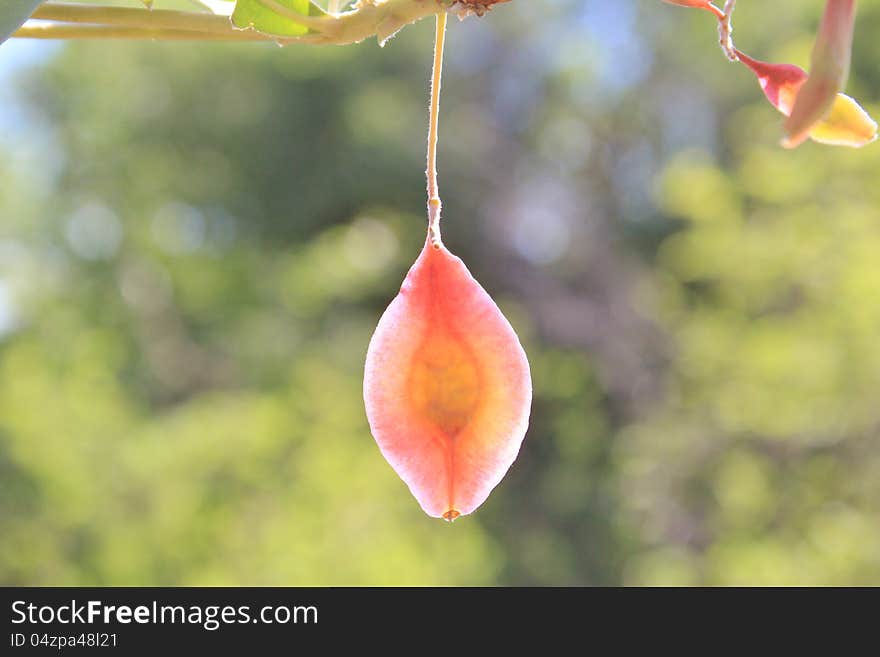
1,0,43,46
232,0,323,37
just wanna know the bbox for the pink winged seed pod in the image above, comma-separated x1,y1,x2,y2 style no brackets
666,0,877,148
782,0,864,147
737,49,877,148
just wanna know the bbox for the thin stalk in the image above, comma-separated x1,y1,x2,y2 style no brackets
718,0,738,61
427,11,447,248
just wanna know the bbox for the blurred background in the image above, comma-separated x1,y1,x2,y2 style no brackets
1,0,879,586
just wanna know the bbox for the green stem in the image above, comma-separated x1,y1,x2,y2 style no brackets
15,22,283,41
31,3,238,34
15,0,453,46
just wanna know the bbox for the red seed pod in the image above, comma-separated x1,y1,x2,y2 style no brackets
736,49,808,115
364,238,532,520
737,49,877,148
784,0,857,147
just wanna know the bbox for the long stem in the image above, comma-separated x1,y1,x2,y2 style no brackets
427,11,447,248
31,3,239,33
15,23,282,41
14,0,447,46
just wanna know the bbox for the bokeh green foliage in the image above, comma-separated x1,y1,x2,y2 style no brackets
1,0,879,585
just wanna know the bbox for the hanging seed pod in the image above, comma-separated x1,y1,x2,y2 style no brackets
364,12,531,521
364,238,531,520
737,49,877,148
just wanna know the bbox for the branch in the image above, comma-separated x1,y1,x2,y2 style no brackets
21,2,299,42
30,3,234,32
15,22,284,42
12,0,512,46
